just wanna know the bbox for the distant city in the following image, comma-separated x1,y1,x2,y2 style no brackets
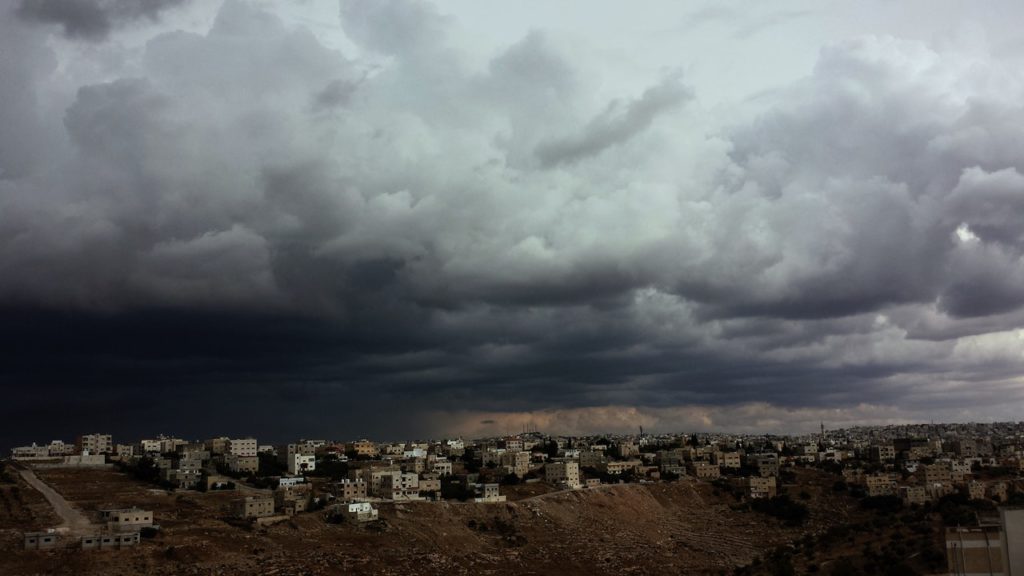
6,421,1024,573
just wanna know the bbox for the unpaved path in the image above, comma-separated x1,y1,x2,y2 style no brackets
18,467,96,535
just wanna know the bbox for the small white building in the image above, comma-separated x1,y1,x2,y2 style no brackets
286,453,315,475
344,502,378,522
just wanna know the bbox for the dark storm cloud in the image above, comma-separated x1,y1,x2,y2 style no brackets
1,1,1024,446
15,0,188,40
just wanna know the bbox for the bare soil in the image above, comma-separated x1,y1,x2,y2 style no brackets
0,466,866,576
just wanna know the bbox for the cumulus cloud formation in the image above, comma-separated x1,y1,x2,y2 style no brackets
1,0,1024,445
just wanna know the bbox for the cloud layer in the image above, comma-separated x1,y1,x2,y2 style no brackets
1,1,1024,445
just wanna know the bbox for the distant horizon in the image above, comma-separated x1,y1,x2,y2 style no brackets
8,417,1024,455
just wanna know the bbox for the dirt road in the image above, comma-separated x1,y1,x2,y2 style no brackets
18,467,96,535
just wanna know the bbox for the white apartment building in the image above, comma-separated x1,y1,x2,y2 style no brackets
227,438,258,458
546,461,581,489
286,453,315,475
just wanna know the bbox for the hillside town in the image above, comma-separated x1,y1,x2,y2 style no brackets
7,421,1024,574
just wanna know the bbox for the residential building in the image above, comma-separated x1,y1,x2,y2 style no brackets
330,479,367,502
579,450,606,469
227,438,258,458
233,496,275,519
286,453,314,475
100,508,153,532
501,451,530,477
900,485,928,505
11,444,52,460
419,474,441,494
76,434,113,455
381,472,420,500
340,502,378,522
693,462,720,480
275,484,311,515
473,483,506,503
206,437,230,455
225,454,259,475
600,460,642,475
546,461,581,489
969,481,988,501
432,459,453,476
161,468,201,490
865,474,896,497
747,476,777,499
715,451,742,469
351,440,378,457
868,445,896,462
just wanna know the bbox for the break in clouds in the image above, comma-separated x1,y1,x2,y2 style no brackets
1,0,1024,444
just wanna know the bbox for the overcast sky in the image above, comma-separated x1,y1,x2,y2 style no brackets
3,0,1024,448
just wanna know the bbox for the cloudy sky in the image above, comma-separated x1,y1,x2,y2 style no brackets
3,0,1024,448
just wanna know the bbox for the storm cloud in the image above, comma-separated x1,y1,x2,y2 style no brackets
16,0,189,40
1,0,1024,447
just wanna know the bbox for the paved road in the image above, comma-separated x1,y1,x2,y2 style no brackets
17,467,96,535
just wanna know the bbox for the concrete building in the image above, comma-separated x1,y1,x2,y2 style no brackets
11,443,52,460
952,440,979,459
100,508,153,532
600,460,642,475
501,451,531,478
865,474,896,497
473,483,506,503
747,476,777,499
23,531,59,550
161,468,201,490
351,440,378,457
969,481,988,501
693,462,721,480
715,452,742,469
138,439,162,454
233,496,275,519
579,450,606,469
330,479,367,502
900,485,928,506
869,445,896,462
275,485,311,515
339,502,378,522
227,438,258,458
286,453,315,476
76,434,113,455
1001,508,1024,575
206,437,230,455
418,474,441,494
47,440,72,457
546,461,581,489
80,532,140,550
924,463,953,484
225,454,259,475
432,459,453,476
946,526,1003,576
381,471,420,500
